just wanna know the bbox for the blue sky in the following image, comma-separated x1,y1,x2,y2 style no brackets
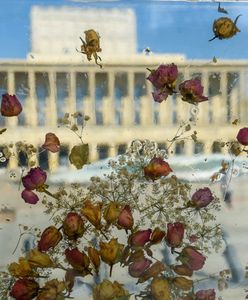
0,0,248,59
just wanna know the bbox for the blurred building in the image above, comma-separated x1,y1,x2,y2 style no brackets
0,6,247,173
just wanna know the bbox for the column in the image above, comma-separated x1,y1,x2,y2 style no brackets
122,72,135,126
83,72,96,124
203,141,213,155
211,95,226,125
109,144,117,157
176,95,189,122
47,72,57,126
197,70,210,125
8,144,18,170
89,143,98,161
6,71,18,127
102,71,115,125
26,71,38,126
239,69,248,124
230,88,239,121
48,152,59,172
67,71,76,115
140,96,153,125
159,99,173,125
184,140,194,156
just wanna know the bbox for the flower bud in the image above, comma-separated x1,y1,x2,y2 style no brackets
191,187,214,209
1,93,22,117
21,189,39,205
103,202,121,224
151,277,171,300
38,226,62,252
99,238,124,266
8,258,37,278
138,261,166,283
166,222,184,248
65,248,91,274
28,248,54,268
172,264,193,277
237,127,248,146
37,279,66,300
178,246,206,271
128,256,152,278
179,79,208,104
81,200,101,228
129,229,152,247
22,167,47,191
93,279,130,300
117,205,134,230
42,133,60,153
144,157,172,180
88,246,101,274
150,227,166,245
10,279,39,300
172,276,193,291
62,212,85,240
195,289,216,300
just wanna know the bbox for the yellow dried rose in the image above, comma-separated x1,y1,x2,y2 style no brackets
37,279,66,300
81,200,102,228
100,238,124,266
103,202,121,224
151,277,171,300
28,249,55,268
172,276,193,291
8,258,37,278
93,279,130,300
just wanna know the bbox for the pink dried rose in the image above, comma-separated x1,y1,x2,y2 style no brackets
195,289,216,300
191,187,214,208
10,278,39,300
62,212,85,240
21,189,39,205
166,222,184,248
128,256,152,278
38,226,62,252
178,246,206,271
117,205,134,230
22,167,47,191
42,133,60,153
236,127,248,146
147,63,178,102
1,93,22,117
129,229,152,247
179,79,208,104
144,157,173,180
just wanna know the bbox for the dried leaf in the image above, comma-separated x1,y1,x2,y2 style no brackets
0,128,7,134
69,144,89,169
218,3,228,14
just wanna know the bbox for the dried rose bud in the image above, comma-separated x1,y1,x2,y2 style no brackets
166,222,184,248
150,227,166,245
138,261,166,283
172,276,193,291
179,79,208,104
88,247,101,274
21,189,39,205
172,264,193,277
1,93,22,117
62,212,85,240
37,279,66,300
65,248,91,274
10,279,39,300
27,248,54,268
128,256,152,278
38,226,62,252
42,133,60,153
93,279,130,300
81,200,101,229
151,277,171,300
103,202,121,224
144,157,173,180
195,289,216,300
178,246,206,271
117,205,134,230
237,127,248,146
8,258,37,278
209,15,241,41
99,238,124,267
191,187,214,209
129,229,152,247
22,167,47,191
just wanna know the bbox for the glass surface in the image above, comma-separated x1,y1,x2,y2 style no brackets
0,1,248,299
